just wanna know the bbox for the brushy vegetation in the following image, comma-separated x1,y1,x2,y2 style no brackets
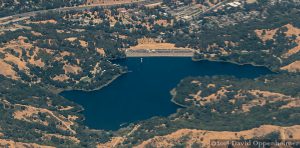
0,0,300,147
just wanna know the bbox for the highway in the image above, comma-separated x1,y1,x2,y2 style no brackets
0,0,231,26
0,0,161,25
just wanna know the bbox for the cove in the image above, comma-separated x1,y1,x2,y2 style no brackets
61,57,273,130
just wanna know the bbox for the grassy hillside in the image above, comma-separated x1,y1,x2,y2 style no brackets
0,0,300,147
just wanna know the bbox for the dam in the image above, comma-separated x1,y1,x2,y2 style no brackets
125,49,195,57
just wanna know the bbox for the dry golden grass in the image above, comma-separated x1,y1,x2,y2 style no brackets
256,24,300,58
53,74,70,82
0,139,54,148
13,106,50,126
42,133,80,143
96,48,106,56
65,37,77,42
11,102,77,134
187,86,229,106
255,28,278,42
30,19,57,24
282,24,300,58
31,31,43,36
79,40,88,47
59,106,74,111
63,64,82,74
97,137,125,148
281,61,300,72
129,38,191,50
4,54,28,70
0,36,49,79
0,60,18,80
241,90,298,112
97,125,140,148
136,125,300,148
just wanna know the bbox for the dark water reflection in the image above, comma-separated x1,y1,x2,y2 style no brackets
61,57,273,130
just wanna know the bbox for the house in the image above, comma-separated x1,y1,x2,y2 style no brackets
227,1,242,7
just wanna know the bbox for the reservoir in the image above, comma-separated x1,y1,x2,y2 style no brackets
61,57,273,130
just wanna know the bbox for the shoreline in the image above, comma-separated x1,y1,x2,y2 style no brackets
192,57,278,73
170,88,189,108
46,70,127,125
56,56,276,126
54,56,276,110
55,72,126,94
55,72,125,122
126,54,193,57
169,57,278,108
125,49,195,57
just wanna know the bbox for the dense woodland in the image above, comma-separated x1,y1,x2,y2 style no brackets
0,0,300,147
166,1,300,71
0,75,111,147
173,74,300,106
110,0,300,147
113,74,300,147
0,10,128,91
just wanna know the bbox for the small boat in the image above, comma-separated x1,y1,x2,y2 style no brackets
120,122,127,127
140,58,143,63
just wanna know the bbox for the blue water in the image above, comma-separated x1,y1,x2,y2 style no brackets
61,57,273,130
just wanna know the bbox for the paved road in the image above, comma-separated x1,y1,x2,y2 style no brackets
0,0,161,25
0,0,230,25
